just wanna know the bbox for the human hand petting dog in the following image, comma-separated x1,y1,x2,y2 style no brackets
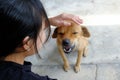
49,13,83,27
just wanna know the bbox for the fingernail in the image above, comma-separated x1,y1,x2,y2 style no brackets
78,20,83,24
80,19,83,23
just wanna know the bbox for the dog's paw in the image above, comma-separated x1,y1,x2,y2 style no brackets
83,53,87,57
74,66,80,73
63,65,70,72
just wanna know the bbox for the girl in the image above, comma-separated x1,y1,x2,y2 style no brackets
0,0,82,80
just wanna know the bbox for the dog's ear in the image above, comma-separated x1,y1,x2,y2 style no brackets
81,26,90,37
52,28,58,38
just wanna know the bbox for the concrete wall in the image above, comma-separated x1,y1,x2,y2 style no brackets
41,0,120,26
41,0,120,15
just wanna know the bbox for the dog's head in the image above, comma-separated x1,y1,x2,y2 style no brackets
52,21,90,54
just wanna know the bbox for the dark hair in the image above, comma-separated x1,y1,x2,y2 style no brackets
0,0,50,57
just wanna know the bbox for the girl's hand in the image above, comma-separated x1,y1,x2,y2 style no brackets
49,13,83,27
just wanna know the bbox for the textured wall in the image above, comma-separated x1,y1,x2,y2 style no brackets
41,0,120,26
41,0,120,16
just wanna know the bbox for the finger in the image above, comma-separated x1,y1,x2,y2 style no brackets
59,21,71,27
62,13,83,25
76,16,83,23
54,20,71,27
62,13,74,20
72,16,83,24
62,21,71,26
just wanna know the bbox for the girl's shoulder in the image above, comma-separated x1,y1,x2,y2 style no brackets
0,61,56,80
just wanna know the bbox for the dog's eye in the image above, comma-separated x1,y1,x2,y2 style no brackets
58,33,64,35
73,32,78,34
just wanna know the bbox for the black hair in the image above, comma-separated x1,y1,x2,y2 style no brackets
0,0,50,57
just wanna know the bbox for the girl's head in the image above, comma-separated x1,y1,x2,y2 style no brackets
0,0,50,57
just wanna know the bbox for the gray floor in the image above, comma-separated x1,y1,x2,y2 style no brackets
31,64,120,80
25,26,120,80
26,0,120,80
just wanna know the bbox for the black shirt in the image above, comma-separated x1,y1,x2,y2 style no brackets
0,61,57,80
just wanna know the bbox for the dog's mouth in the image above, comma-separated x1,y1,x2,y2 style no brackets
63,45,75,54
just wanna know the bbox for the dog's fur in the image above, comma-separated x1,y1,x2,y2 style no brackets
52,21,90,73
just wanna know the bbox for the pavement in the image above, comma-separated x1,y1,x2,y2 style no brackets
25,26,120,80
25,0,120,80
31,64,120,80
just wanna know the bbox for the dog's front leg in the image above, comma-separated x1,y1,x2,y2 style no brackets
75,50,83,73
83,46,88,57
58,47,70,72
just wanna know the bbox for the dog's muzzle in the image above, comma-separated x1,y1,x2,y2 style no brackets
62,39,75,54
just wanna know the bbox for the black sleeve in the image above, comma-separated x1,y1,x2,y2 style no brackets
22,71,58,80
40,76,57,80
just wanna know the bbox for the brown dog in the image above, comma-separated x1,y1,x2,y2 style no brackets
52,21,90,73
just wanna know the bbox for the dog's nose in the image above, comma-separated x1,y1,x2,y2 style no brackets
62,39,70,46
